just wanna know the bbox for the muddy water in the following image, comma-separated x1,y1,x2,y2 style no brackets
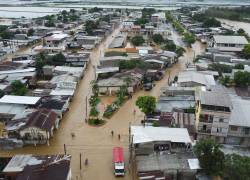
0,25,206,180
218,18,250,36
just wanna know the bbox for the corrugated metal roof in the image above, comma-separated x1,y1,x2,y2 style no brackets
0,95,41,105
214,35,248,45
131,126,192,144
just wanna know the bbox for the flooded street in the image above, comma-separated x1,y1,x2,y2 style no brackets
218,18,250,36
0,25,206,179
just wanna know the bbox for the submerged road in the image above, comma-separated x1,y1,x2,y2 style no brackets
0,25,206,180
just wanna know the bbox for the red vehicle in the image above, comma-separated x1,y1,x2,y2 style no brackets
113,147,125,176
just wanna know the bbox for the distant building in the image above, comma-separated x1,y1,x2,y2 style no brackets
211,35,248,52
2,154,71,180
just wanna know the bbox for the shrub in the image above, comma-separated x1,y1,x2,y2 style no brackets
88,118,105,126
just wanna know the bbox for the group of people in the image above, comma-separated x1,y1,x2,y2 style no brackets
111,130,121,140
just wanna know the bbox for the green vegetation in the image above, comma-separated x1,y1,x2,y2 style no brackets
88,80,104,126
204,7,250,22
224,154,250,180
152,34,164,44
85,20,99,35
234,71,250,87
27,28,34,36
134,18,149,26
11,80,28,96
0,25,14,39
220,76,232,87
88,7,103,13
88,118,105,126
234,63,244,70
194,138,250,179
192,13,221,27
131,35,145,46
136,96,156,115
44,15,56,27
243,44,250,59
163,40,176,51
105,51,128,57
103,82,129,118
118,60,151,70
0,89,5,98
141,8,156,18
208,63,232,75
194,138,225,176
183,32,196,47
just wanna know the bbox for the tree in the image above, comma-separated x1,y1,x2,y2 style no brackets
85,20,99,35
224,154,250,180
234,63,244,69
0,30,14,39
164,40,176,51
131,35,145,46
152,34,164,44
208,63,232,75
90,80,99,96
237,28,245,35
136,96,156,115
35,53,46,76
27,28,34,36
243,44,250,59
175,46,186,57
183,32,195,46
203,17,221,28
50,53,66,65
11,80,28,96
0,89,5,98
194,138,225,176
234,71,250,87
134,18,148,25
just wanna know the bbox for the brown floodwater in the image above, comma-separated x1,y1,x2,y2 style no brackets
218,18,250,36
0,25,206,180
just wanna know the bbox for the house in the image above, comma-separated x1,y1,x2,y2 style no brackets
39,96,70,118
227,98,250,146
99,56,130,67
97,70,143,95
108,34,127,48
0,95,41,107
75,35,102,49
151,12,166,24
19,109,60,145
44,31,69,48
2,154,71,180
54,66,84,80
177,71,216,89
211,35,248,52
64,52,90,67
130,126,199,180
0,68,36,82
196,91,232,143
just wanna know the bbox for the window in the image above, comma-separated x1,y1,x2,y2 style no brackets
244,128,250,135
231,126,238,131
219,118,224,123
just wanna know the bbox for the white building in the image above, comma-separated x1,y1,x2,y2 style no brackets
211,35,248,52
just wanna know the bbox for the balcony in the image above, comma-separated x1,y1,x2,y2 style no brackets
198,129,211,134
199,118,213,123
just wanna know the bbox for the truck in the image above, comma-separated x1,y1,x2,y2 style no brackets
113,147,125,176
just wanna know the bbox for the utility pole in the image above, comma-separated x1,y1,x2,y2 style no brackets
64,144,67,155
85,96,88,123
80,153,82,170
